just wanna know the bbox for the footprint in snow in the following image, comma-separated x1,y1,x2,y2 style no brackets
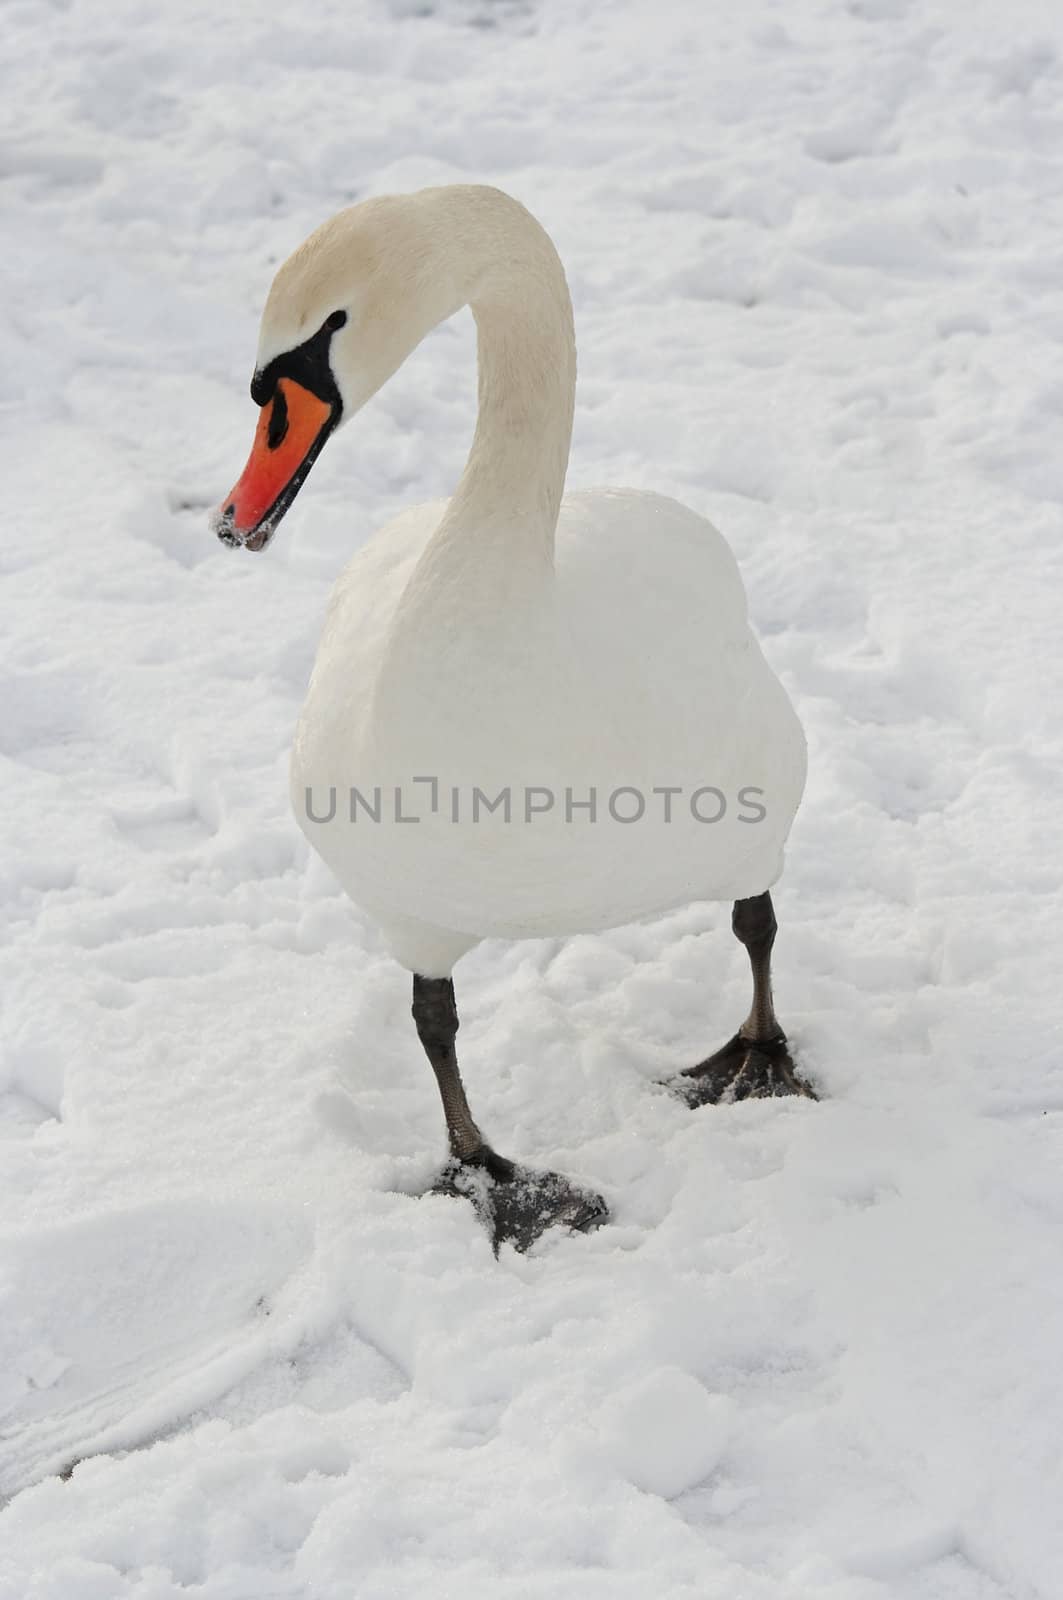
120,487,219,571
0,1201,312,1501
111,789,214,854
0,1089,58,1141
0,667,93,774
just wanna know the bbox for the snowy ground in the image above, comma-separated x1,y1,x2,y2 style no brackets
2,0,1063,1594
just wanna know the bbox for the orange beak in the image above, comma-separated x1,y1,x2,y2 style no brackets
213,378,335,551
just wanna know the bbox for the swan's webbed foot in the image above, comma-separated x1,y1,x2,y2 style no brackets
433,1146,608,1253
412,974,606,1250
676,1031,817,1108
671,893,816,1108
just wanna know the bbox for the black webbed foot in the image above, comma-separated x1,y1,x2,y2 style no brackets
433,1147,608,1253
675,1031,817,1108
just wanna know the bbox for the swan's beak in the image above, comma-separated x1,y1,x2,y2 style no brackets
212,378,336,552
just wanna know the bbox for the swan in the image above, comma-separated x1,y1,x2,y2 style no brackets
213,184,811,1251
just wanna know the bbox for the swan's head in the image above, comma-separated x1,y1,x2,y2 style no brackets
213,196,463,551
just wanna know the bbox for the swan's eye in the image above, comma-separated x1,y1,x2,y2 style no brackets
267,386,289,450
325,309,347,332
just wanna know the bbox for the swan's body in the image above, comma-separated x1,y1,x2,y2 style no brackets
215,183,812,1249
292,487,805,976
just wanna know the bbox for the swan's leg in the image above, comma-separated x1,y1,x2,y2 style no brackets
412,975,608,1251
734,890,784,1044
411,975,484,1160
678,893,816,1106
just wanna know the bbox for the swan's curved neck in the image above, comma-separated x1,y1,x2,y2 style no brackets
422,189,577,575
455,276,576,550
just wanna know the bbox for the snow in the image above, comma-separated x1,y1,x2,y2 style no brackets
2,0,1062,1594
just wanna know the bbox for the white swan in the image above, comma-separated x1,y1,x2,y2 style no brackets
214,185,810,1250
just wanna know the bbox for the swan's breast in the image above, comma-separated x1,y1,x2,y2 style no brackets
290,486,805,939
